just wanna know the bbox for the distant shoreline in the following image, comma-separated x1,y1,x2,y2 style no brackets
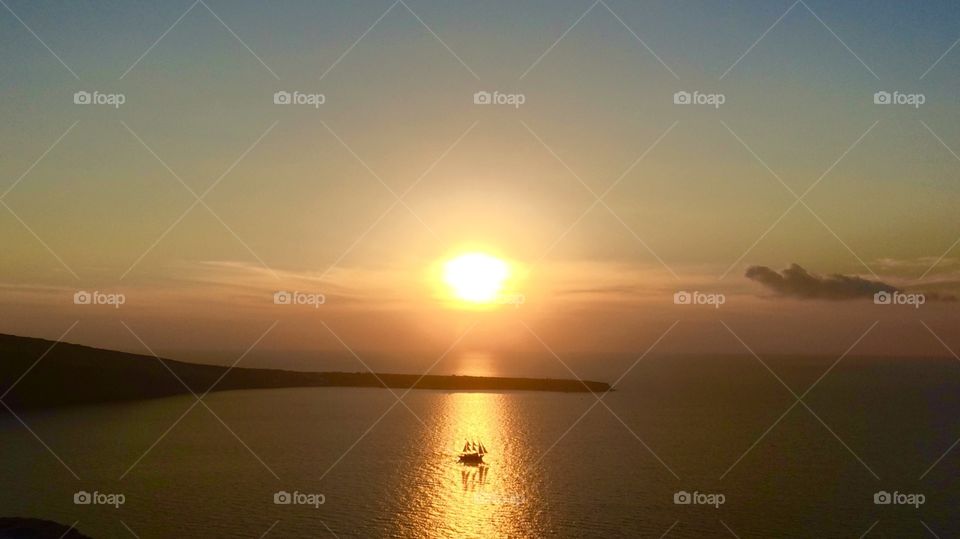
0,334,610,410
291,371,612,393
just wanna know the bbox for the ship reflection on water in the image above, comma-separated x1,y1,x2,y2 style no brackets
461,464,488,491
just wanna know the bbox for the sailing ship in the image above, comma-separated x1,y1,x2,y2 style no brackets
458,440,488,464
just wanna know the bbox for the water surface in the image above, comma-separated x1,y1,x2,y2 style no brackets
2,355,959,537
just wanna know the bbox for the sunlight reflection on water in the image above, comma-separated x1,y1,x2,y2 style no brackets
393,392,545,537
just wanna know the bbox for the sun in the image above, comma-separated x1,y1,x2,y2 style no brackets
442,252,509,304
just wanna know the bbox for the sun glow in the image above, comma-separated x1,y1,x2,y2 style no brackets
442,253,510,304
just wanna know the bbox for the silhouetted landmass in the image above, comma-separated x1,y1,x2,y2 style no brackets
0,518,91,538
0,334,610,410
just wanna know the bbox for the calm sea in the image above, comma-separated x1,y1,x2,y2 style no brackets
1,355,959,537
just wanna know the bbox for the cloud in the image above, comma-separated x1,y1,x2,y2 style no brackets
874,256,956,270
558,284,642,296
745,263,955,301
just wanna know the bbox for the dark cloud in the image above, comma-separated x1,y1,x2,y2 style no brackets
745,263,955,301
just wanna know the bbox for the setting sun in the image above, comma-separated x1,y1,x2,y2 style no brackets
443,253,509,304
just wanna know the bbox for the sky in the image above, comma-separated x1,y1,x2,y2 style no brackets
3,0,960,376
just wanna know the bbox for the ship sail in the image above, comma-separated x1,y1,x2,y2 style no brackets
458,439,486,464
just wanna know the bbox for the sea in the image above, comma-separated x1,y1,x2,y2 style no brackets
1,354,958,538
